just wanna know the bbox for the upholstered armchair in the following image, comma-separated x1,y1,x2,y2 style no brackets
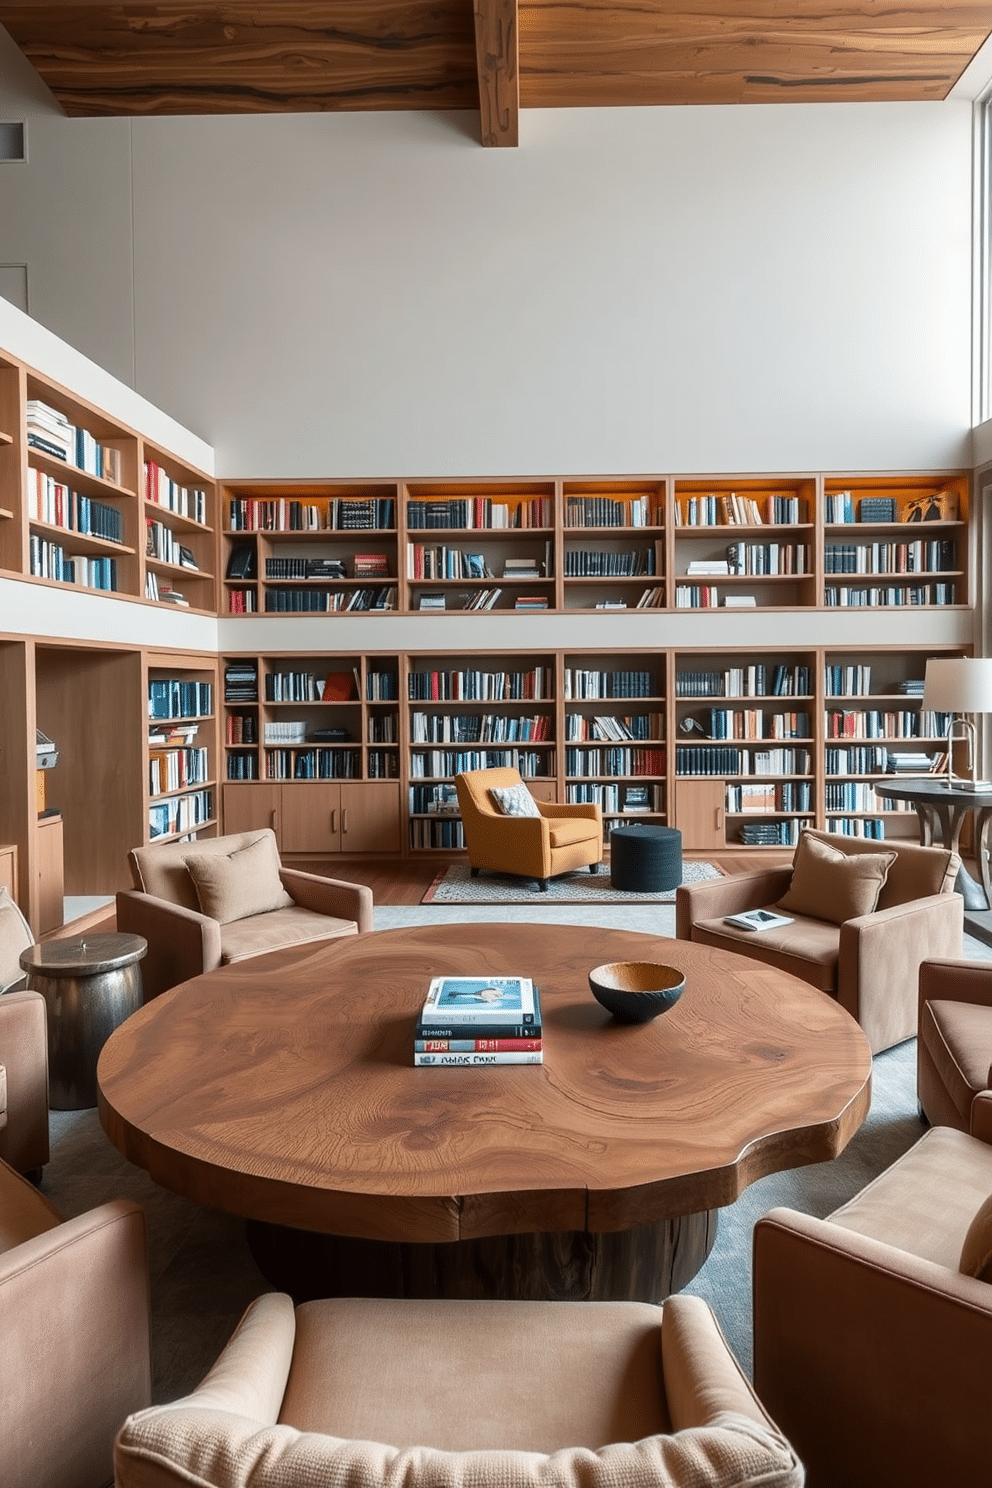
0,1156,151,1488
676,828,962,1053
455,767,603,891
116,828,373,1000
115,1291,803,1488
753,1124,992,1488
917,956,992,1133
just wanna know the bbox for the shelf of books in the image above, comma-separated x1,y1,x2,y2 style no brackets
560,480,667,612
146,660,218,844
563,654,667,831
143,450,216,612
672,477,816,612
223,482,401,615
821,475,968,610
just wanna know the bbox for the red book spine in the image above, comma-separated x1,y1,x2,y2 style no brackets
416,1038,543,1053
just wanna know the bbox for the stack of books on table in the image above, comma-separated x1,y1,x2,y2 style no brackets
413,976,543,1066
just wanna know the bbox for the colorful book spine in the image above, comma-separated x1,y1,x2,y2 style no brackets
413,1052,543,1066
414,1038,543,1052
413,1023,542,1041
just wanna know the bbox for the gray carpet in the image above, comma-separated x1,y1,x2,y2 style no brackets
423,861,723,904
40,903,992,1404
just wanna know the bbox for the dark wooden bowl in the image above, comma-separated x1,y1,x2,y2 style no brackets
588,961,686,1024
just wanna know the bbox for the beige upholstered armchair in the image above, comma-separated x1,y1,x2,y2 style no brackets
676,828,962,1053
116,828,373,1000
753,1124,992,1488
0,1156,151,1488
115,1291,803,1488
917,956,992,1132
455,767,603,892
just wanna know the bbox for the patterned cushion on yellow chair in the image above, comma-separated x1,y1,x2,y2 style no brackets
488,783,541,817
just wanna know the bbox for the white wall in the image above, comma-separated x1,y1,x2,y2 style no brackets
0,27,976,480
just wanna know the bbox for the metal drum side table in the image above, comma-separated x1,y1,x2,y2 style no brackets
610,824,683,893
20,932,147,1110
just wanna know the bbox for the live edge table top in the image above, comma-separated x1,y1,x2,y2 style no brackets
97,924,871,1246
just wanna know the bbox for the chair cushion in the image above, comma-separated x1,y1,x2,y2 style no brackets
488,783,541,818
797,828,958,910
919,999,992,1128
0,887,33,994
960,1192,992,1282
184,834,293,925
548,818,601,849
829,1125,992,1270
130,830,281,910
219,907,358,965
776,832,896,924
690,913,840,993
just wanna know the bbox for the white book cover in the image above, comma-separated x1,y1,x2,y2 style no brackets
723,909,794,933
419,975,538,1024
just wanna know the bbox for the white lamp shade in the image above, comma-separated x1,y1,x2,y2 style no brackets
921,657,992,714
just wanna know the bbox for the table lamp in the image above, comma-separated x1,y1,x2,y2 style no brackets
920,657,992,790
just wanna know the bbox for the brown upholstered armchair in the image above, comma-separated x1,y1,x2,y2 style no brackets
115,1291,803,1488
676,828,962,1053
1,1156,151,1488
454,767,603,892
116,828,373,1000
918,956,992,1133
753,1124,992,1488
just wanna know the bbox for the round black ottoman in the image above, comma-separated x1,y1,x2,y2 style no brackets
610,824,683,893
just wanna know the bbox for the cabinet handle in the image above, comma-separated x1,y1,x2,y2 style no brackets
342,809,349,835
330,809,337,833
270,810,278,831
716,807,724,829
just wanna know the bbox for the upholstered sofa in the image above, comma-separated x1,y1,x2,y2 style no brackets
117,828,373,999
115,1291,804,1488
753,1123,992,1487
0,1156,150,1488
676,827,962,1053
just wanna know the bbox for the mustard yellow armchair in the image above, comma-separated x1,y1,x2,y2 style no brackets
454,768,603,892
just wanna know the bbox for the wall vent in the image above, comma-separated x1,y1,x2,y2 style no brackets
0,122,26,162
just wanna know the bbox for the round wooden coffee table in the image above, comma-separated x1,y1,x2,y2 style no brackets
97,923,871,1302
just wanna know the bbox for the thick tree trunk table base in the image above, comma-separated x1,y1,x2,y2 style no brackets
246,1210,718,1304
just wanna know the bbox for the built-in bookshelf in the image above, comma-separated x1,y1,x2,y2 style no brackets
0,347,217,611
146,661,218,842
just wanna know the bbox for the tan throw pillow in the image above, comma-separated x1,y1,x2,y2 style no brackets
488,783,541,818
776,832,897,925
960,1193,992,1283
184,836,293,925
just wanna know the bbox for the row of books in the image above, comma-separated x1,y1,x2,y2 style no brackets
28,399,122,484
145,573,189,605
410,712,552,744
226,752,259,780
726,542,808,575
228,497,395,531
562,549,656,577
264,557,388,580
726,781,812,813
409,784,460,815
28,537,118,591
824,583,957,606
223,664,258,702
563,669,658,699
675,746,812,776
263,586,396,612
564,713,660,742
146,519,198,569
824,784,889,812
145,462,207,524
564,495,662,528
262,721,307,743
407,668,553,701
406,497,553,530
824,540,956,574
225,714,258,744
264,749,362,780
28,471,124,543
675,665,811,698
707,710,812,741
264,670,356,702
564,747,666,776
824,817,887,838
367,751,400,778
227,589,258,613
148,788,213,839
148,679,213,720
409,817,466,849
675,493,807,526
824,665,872,697
825,710,949,740
414,977,543,1067
408,546,495,580
409,750,550,778
739,820,807,845
148,747,209,797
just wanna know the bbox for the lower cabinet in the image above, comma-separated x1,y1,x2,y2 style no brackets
222,782,401,856
673,779,726,852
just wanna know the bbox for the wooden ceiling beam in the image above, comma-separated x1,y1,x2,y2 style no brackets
474,0,519,146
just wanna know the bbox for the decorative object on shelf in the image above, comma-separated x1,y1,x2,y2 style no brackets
588,960,686,1023
921,657,992,791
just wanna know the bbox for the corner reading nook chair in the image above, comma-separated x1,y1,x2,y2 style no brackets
917,956,992,1133
675,827,962,1053
753,1123,992,1487
116,828,373,1000
455,767,603,892
114,1291,804,1488
0,1155,151,1488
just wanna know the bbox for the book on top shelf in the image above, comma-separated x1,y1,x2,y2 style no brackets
419,975,539,1024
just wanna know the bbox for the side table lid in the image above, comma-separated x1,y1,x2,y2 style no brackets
19,931,148,976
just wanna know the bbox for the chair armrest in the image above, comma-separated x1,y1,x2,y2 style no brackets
0,989,49,1174
920,957,992,1016
0,1198,151,1488
116,890,222,1001
839,893,964,1053
536,800,602,825
172,1292,295,1422
753,1206,992,1488
279,870,373,934
662,1295,793,1439
675,867,793,940
971,1091,992,1144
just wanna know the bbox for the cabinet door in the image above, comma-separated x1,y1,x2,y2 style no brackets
674,780,726,851
36,814,64,934
223,783,282,838
339,783,402,854
0,844,16,898
280,783,342,854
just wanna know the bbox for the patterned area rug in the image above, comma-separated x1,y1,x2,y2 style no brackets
422,860,724,905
